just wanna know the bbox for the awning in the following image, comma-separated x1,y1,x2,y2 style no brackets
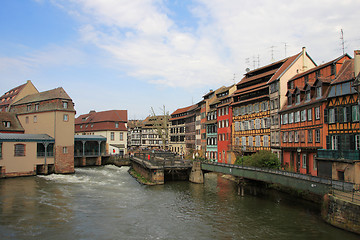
110,144,125,148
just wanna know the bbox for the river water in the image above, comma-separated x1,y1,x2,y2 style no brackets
0,165,358,240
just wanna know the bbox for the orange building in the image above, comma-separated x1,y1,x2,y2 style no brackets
280,54,351,175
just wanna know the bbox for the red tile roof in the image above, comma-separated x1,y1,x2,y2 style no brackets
0,82,27,107
0,112,24,133
75,110,128,132
233,82,267,96
267,53,302,84
331,59,354,84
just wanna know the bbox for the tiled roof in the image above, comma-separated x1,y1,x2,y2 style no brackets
0,133,54,142
233,82,267,96
13,87,72,105
267,52,302,84
331,59,354,84
75,110,128,132
170,105,193,116
288,54,350,82
237,68,278,86
0,112,24,132
231,94,268,106
0,82,27,107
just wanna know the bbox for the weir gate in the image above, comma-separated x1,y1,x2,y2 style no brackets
130,152,193,184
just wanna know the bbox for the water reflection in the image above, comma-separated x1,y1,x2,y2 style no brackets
0,166,358,240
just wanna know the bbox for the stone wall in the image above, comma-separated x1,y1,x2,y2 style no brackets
322,194,360,235
132,161,164,184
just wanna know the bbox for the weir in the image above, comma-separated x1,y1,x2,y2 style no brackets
130,152,193,184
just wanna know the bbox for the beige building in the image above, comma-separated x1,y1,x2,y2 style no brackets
0,82,76,177
268,48,316,160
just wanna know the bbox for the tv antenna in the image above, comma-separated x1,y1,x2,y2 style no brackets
340,29,345,55
270,46,276,62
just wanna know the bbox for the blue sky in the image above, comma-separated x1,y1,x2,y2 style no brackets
1,0,360,119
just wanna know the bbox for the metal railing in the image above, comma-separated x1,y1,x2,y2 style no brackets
202,161,355,192
332,189,360,204
37,152,54,157
133,152,192,168
318,149,360,160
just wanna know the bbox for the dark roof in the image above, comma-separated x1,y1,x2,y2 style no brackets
13,87,72,105
331,59,354,84
0,133,54,142
74,135,107,141
0,112,24,132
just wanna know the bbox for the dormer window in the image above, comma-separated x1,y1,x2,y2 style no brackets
35,103,39,111
316,86,322,99
296,94,300,104
2,121,10,128
63,101,68,109
27,104,31,111
115,122,119,128
305,90,311,102
287,95,292,105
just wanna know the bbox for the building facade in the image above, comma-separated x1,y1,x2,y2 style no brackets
75,110,128,156
280,54,351,175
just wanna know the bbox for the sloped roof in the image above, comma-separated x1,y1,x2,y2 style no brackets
0,112,24,132
267,52,304,84
0,82,27,107
331,59,354,84
13,87,72,105
170,105,193,116
0,133,54,142
75,110,128,124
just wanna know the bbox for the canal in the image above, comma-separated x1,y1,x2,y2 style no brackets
0,165,358,240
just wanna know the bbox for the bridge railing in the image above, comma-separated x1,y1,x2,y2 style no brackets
133,152,192,168
202,161,355,192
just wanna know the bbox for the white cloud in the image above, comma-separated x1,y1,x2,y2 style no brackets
53,0,360,90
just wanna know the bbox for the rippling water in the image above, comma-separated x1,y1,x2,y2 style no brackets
0,165,358,240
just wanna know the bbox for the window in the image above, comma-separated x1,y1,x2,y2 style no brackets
313,155,317,170
0,143,2,158
289,112,294,124
316,86,322,99
25,116,29,124
315,129,320,143
14,144,25,156
330,135,339,150
352,105,359,122
308,130,313,143
315,107,320,120
248,136,253,147
302,154,307,169
33,116,37,123
63,147,68,154
255,119,261,129
63,114,69,122
295,111,300,123
120,132,123,141
356,135,360,150
27,104,31,111
289,132,293,143
307,109,312,121
35,104,39,111
294,131,299,143
296,94,300,104
3,121,10,128
254,103,259,113
301,110,307,122
283,132,288,143
263,135,269,147
242,137,246,146
255,136,261,147
305,91,311,101
115,122,119,128
63,102,68,109
111,132,115,140
282,114,288,124
288,96,292,105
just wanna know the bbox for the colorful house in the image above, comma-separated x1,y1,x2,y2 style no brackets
279,54,351,175
317,50,360,186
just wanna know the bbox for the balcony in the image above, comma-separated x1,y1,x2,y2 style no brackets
317,149,360,161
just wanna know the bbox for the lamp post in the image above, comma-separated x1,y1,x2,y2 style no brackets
180,145,183,160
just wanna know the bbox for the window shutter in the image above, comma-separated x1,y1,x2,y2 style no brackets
334,107,338,123
347,106,352,123
339,107,344,123
324,109,328,123
350,134,355,150
326,135,330,149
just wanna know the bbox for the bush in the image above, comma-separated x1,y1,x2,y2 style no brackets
235,151,280,169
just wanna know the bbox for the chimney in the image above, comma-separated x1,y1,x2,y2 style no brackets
302,47,307,71
355,50,360,78
89,110,96,114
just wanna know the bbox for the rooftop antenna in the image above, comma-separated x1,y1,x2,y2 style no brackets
283,42,288,57
340,29,345,55
233,73,236,84
252,56,256,69
257,55,260,68
270,46,276,62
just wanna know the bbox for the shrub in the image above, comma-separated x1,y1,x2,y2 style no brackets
236,151,280,169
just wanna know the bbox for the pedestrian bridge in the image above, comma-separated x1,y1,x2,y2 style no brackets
201,162,354,196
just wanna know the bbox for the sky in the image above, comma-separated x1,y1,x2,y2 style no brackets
1,0,359,119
